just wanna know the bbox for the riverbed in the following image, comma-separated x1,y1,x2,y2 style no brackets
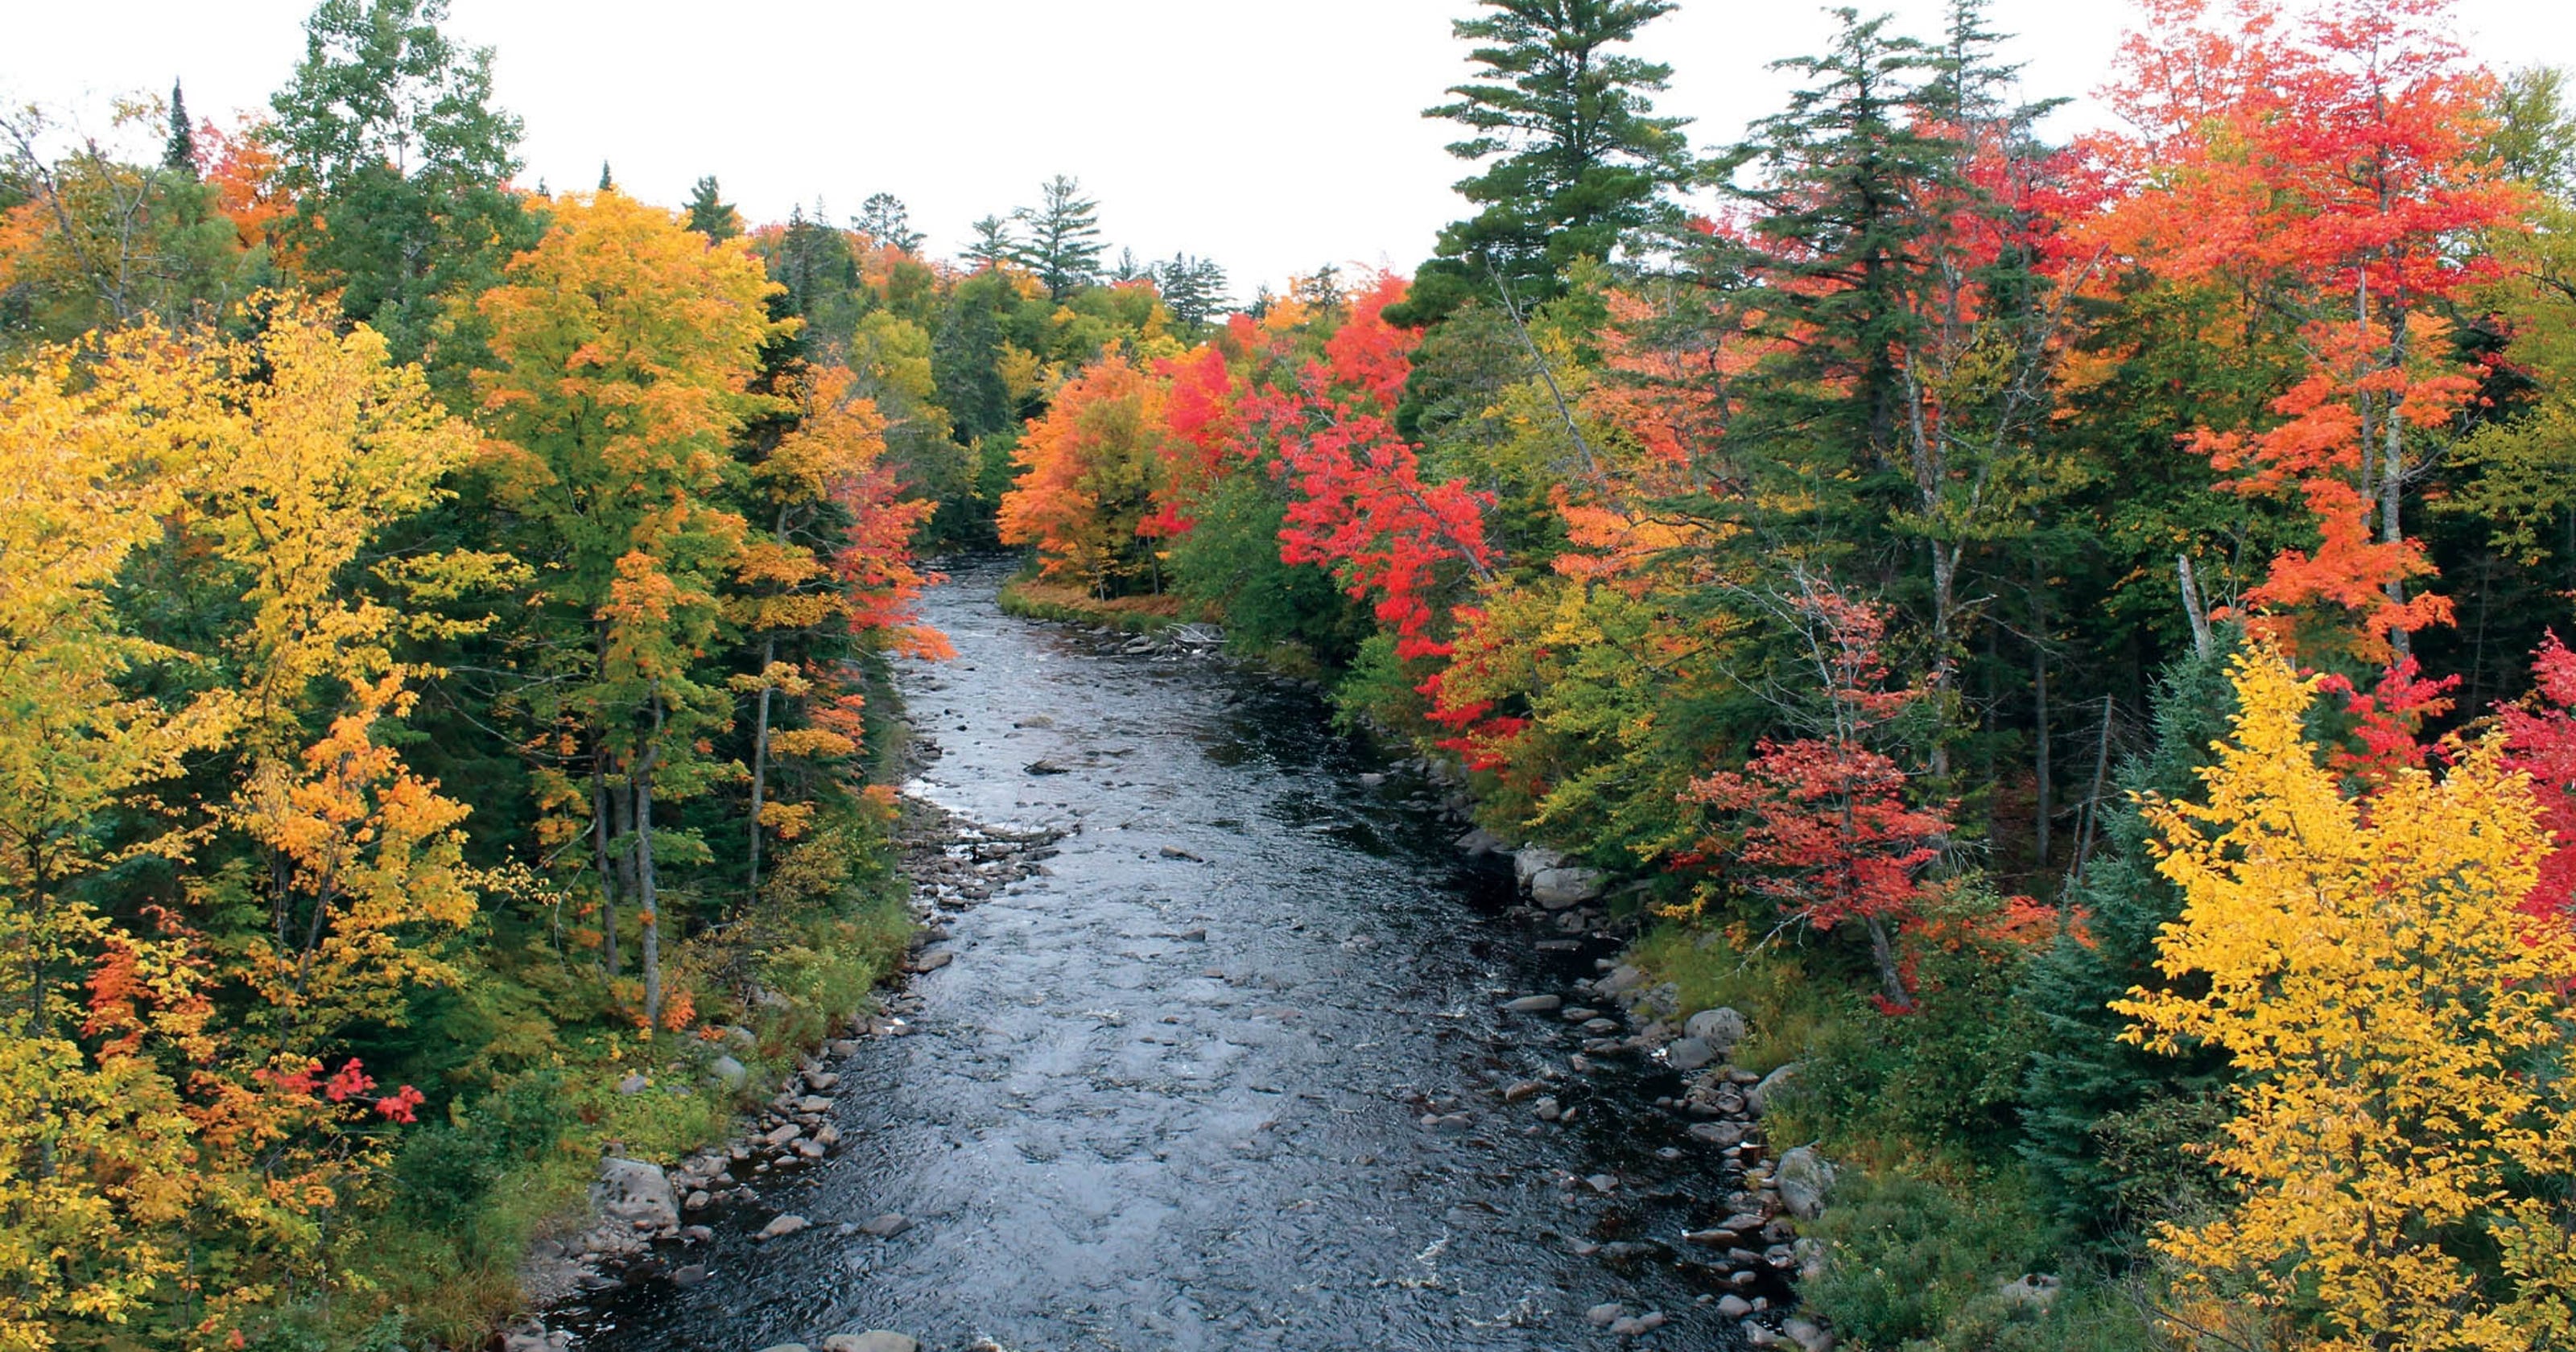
564,559,1750,1351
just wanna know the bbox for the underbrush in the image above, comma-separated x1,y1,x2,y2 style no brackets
1632,919,2158,1352
996,572,1188,631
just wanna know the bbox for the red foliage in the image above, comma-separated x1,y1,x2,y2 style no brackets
2502,634,2576,925
2315,654,2458,785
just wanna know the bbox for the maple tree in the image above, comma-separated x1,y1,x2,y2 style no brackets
476,188,787,1030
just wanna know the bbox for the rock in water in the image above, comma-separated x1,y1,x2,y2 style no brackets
1777,1145,1836,1220
822,1336,919,1352
755,1213,810,1242
1666,1037,1716,1071
1500,993,1562,1013
1685,1006,1748,1053
1530,866,1606,908
857,1212,912,1237
592,1156,677,1231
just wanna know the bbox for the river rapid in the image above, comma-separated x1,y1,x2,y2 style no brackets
564,559,1753,1352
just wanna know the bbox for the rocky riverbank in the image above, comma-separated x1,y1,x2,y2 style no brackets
500,797,1057,1352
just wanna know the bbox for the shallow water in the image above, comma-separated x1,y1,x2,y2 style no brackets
565,560,1750,1351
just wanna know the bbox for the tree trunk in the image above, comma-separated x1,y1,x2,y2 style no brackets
2032,561,2052,872
637,698,666,1033
2380,290,2413,657
591,750,621,978
1865,914,1911,1012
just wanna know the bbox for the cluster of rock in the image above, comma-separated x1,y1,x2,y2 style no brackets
897,810,1057,910
1491,963,1840,1350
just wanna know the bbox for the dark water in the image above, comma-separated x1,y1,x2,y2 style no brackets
567,560,1748,1351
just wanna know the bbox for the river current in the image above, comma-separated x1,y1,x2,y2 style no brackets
566,559,1747,1351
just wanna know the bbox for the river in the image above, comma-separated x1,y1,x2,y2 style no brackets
565,559,1752,1351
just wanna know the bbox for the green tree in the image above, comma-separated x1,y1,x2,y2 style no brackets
684,173,741,240
855,191,923,252
1393,0,1691,325
1013,173,1104,300
265,0,530,361
162,80,194,174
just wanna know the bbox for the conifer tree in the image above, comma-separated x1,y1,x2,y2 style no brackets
684,173,740,240
1012,174,1104,300
1394,0,1691,325
162,79,195,174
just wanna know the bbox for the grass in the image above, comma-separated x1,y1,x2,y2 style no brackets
996,574,1188,632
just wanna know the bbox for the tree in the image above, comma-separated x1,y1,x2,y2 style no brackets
163,80,195,174
964,212,1019,271
684,174,740,241
997,353,1166,596
2097,0,2521,662
1394,0,1692,325
265,0,529,358
474,189,787,1030
1012,174,1104,300
854,191,922,253
2116,642,2576,1350
1154,253,1231,330
1682,571,1951,1011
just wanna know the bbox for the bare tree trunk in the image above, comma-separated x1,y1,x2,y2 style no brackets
2178,554,2213,660
637,699,666,1032
2032,558,2052,872
2380,291,2413,658
1865,915,1911,1012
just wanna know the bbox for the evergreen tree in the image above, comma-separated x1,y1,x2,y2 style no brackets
1393,0,1692,326
1011,174,1104,300
683,174,740,240
964,213,1019,270
163,80,195,175
2017,638,2240,1243
1155,253,1232,329
596,159,612,190
854,191,923,252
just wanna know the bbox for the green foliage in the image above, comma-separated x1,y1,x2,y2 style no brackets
1167,473,1373,666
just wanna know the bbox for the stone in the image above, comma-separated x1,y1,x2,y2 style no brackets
1501,1080,1540,1103
1581,1018,1619,1035
753,1345,811,1352
683,1189,712,1211
754,1213,809,1242
1688,1120,1748,1148
1513,846,1567,884
617,1072,647,1094
1586,1302,1629,1327
796,1095,832,1115
822,1337,919,1352
1683,1228,1737,1247
1455,826,1506,855
1596,964,1648,996
1666,1037,1716,1072
910,948,954,973
1717,1295,1753,1318
804,1070,840,1092
592,1157,677,1232
1784,1317,1835,1351
1530,866,1606,909
708,1055,749,1090
1684,1006,1748,1052
1533,1096,1563,1122
1748,1061,1802,1117
1777,1145,1836,1220
1608,1312,1667,1337
671,1263,709,1288
764,1123,803,1148
2000,1272,2062,1311
1025,760,1070,775
1500,994,1562,1013
858,1212,912,1237
1586,1173,1619,1194
1562,1007,1602,1022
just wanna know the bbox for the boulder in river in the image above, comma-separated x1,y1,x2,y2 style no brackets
1666,1037,1716,1071
592,1157,676,1232
1530,867,1605,909
1748,1061,1802,1117
1500,993,1561,1013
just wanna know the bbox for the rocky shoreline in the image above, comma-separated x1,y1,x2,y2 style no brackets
500,796,1058,1352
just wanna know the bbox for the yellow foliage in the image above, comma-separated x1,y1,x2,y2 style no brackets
2116,643,2576,1351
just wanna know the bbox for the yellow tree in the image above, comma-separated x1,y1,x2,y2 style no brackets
477,189,786,1028
2117,644,2576,1351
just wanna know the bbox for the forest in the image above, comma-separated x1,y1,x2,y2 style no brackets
6,0,2576,1348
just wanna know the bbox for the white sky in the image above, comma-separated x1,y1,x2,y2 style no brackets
8,0,2574,295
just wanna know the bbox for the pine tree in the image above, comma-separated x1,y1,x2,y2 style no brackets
162,80,195,174
597,159,613,191
1394,0,1692,326
1012,174,1104,300
2017,637,2240,1242
684,174,740,241
964,213,1020,270
1155,254,1232,329
854,192,923,252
